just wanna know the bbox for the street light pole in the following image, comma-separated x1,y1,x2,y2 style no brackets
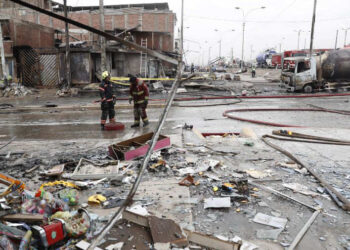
343,28,350,47
309,0,317,56
219,40,222,58
235,6,265,69
64,0,70,89
335,30,339,49
208,46,211,65
241,21,245,63
279,37,285,53
99,0,106,73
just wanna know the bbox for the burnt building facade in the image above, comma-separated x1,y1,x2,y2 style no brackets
0,1,177,87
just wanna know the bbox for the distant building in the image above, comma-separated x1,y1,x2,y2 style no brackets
0,0,177,87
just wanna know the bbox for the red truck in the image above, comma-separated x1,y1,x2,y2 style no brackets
282,50,307,70
271,54,282,68
282,49,331,70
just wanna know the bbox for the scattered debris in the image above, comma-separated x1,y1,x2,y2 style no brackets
256,228,283,240
204,197,231,209
240,127,258,139
283,183,319,197
246,169,271,179
253,213,288,229
40,164,64,177
179,175,199,186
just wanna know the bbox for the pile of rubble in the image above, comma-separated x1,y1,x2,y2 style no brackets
0,125,349,249
0,83,35,97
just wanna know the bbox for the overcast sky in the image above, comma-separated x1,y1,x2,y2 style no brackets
58,0,350,64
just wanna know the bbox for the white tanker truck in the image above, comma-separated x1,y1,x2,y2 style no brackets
280,49,350,93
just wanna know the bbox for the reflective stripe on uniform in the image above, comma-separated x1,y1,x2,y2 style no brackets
136,100,145,104
132,91,144,95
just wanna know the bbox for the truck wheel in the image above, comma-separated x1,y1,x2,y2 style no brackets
303,84,313,93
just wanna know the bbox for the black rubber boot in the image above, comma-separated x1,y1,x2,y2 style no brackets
143,121,149,127
101,124,105,130
131,123,140,128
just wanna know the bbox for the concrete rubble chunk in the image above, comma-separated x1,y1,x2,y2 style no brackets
246,169,271,179
240,127,258,139
204,197,231,209
256,228,283,240
253,212,288,229
127,204,150,216
283,183,319,197
105,242,124,250
75,240,103,250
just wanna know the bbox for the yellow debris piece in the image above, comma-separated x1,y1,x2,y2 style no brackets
40,180,79,190
88,195,107,204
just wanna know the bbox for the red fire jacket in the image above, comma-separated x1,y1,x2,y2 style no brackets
129,79,149,105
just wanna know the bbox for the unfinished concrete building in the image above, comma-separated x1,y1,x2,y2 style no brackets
0,0,177,87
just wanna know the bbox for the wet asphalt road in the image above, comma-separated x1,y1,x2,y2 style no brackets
0,95,349,141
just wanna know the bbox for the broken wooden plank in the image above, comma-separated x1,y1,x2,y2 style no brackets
2,214,44,223
148,216,188,247
184,230,241,250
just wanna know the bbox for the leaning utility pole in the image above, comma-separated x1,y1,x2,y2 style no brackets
335,30,339,49
0,24,7,80
63,0,70,88
344,28,349,47
241,22,245,65
100,0,106,72
309,0,317,56
180,0,184,63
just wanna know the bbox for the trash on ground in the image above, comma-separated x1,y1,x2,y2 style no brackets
204,197,231,209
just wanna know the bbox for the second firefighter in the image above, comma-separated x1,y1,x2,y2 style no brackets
129,76,149,127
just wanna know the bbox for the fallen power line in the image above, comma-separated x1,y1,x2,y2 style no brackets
223,108,350,127
0,137,16,151
268,130,350,145
261,134,350,211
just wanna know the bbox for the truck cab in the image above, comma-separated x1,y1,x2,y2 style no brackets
281,57,317,92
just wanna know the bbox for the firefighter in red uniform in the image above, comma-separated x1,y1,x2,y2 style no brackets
129,76,149,127
99,71,116,130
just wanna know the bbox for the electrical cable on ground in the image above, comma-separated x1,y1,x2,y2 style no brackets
307,104,350,115
263,134,350,145
268,130,350,145
223,108,350,127
0,137,16,151
114,92,350,102
261,135,350,211
87,70,195,249
174,99,242,107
